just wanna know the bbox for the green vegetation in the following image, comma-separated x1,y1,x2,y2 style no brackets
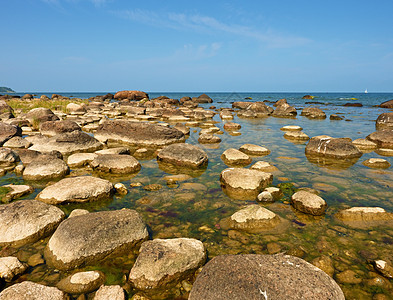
6,98,88,113
0,87,15,93
0,186,12,203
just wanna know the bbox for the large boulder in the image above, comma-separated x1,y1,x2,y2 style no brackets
22,155,69,181
366,129,393,149
272,103,297,118
0,100,14,119
114,90,148,100
129,238,206,290
335,207,393,229
301,107,327,119
0,122,21,145
45,209,149,270
220,205,282,232
14,148,62,165
66,102,86,114
376,112,393,129
89,154,141,174
221,148,252,166
36,176,114,204
220,168,273,200
157,143,208,169
0,281,67,300
40,120,81,136
0,200,65,247
189,254,345,300
305,135,362,159
0,256,27,281
379,99,393,108
193,94,213,103
25,107,60,124
29,130,103,155
94,120,185,147
291,190,327,216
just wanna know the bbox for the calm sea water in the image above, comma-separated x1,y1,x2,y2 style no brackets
4,91,393,298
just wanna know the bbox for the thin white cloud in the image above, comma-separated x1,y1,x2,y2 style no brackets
114,9,311,48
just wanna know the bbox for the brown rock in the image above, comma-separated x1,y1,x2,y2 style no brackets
379,99,393,108
366,129,393,149
114,90,149,101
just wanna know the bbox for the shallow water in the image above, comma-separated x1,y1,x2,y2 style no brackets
2,92,393,299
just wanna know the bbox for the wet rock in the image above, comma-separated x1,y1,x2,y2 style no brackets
114,182,128,194
221,148,252,166
301,107,327,119
67,152,98,167
94,285,125,300
352,138,377,150
257,191,274,202
250,161,279,173
291,190,327,216
223,122,241,131
274,98,288,107
363,158,390,169
23,155,69,180
239,144,270,156
173,123,190,135
0,148,19,166
3,136,31,148
143,184,163,191
272,103,297,118
198,133,221,144
335,269,362,284
284,131,310,141
335,207,393,228
114,90,149,100
90,154,141,174
220,168,273,200
0,200,65,247
0,122,22,146
57,270,105,294
311,255,335,277
129,238,206,290
95,120,185,146
379,99,393,108
0,256,27,281
28,253,44,267
2,184,34,201
305,135,362,159
343,102,362,107
157,143,208,169
40,120,81,136
189,254,345,300
267,242,282,254
36,176,114,204
376,113,393,129
193,94,213,103
45,209,148,270
367,129,393,149
25,107,60,124
0,281,67,300
373,260,393,278
221,205,281,232
280,125,302,131
95,147,130,155
330,114,343,120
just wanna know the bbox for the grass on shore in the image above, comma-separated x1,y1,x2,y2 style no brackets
6,98,89,113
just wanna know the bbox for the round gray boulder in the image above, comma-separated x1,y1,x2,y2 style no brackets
189,254,345,300
157,143,208,169
36,176,114,204
129,238,206,290
0,200,65,247
45,209,149,270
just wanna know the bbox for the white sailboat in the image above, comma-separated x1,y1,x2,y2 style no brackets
364,89,368,94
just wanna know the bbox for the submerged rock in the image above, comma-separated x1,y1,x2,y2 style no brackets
90,154,141,174
362,158,391,169
352,138,377,150
0,200,65,247
129,238,206,290
95,120,185,146
220,168,273,200
189,254,345,300
0,281,67,300
335,207,393,229
373,260,393,279
291,190,327,216
157,143,208,169
45,209,148,270
36,176,114,204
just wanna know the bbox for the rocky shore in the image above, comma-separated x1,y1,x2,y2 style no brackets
0,91,392,299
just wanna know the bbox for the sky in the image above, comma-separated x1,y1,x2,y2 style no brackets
1,0,393,92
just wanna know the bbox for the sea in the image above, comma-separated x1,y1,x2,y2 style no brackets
3,91,393,298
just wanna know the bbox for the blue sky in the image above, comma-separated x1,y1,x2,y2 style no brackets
1,0,393,92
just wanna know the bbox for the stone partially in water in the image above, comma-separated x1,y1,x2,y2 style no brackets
362,158,391,169
2,184,34,201
89,154,141,174
22,155,69,181
239,144,270,156
305,135,362,159
188,254,345,300
57,270,105,294
0,148,19,166
220,168,273,200
45,209,148,270
376,112,393,129
36,176,114,204
40,120,81,136
373,260,393,279
129,238,206,290
291,190,327,216
198,133,221,144
67,152,98,167
301,107,327,119
284,131,310,141
94,285,125,300
220,205,282,232
0,256,27,282
367,129,393,149
250,161,279,173
335,207,393,229
223,122,241,131
221,148,252,166
157,143,208,169
280,125,303,131
0,281,66,300
0,122,22,146
352,138,377,150
0,200,65,247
